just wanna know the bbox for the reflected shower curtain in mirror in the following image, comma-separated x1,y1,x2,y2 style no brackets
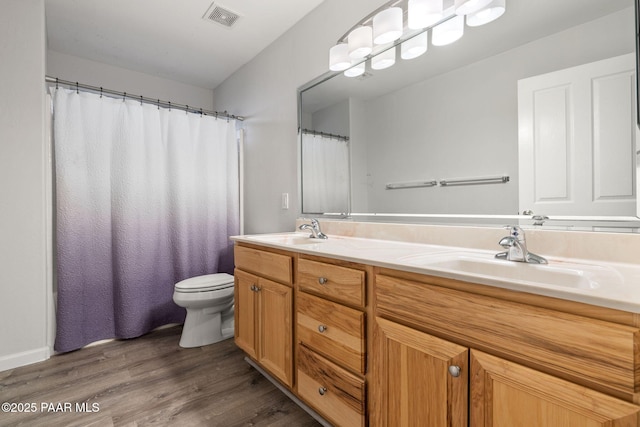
301,132,350,213
52,88,239,353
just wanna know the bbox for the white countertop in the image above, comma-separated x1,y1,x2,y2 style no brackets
231,232,640,313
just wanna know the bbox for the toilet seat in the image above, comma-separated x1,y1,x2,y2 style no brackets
174,273,234,293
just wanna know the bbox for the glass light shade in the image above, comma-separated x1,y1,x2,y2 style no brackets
373,7,403,45
371,46,396,70
454,0,492,15
344,60,366,77
401,32,428,60
408,0,444,29
329,43,351,71
432,15,464,46
348,26,373,59
466,0,505,26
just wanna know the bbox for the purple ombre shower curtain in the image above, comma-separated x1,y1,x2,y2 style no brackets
52,87,239,353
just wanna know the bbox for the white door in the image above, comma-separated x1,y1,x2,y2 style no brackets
518,53,636,217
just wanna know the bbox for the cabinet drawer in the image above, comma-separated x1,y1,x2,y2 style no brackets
297,292,366,374
234,245,292,285
297,345,365,427
298,258,365,307
376,273,640,396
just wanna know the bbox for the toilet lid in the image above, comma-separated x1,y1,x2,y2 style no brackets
175,273,234,292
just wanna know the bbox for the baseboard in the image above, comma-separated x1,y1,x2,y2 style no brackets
244,357,332,427
0,346,50,373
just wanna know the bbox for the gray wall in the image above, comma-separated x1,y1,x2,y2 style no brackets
0,0,48,370
212,0,388,234
47,51,214,110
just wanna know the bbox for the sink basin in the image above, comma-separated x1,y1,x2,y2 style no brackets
399,252,621,290
244,233,327,246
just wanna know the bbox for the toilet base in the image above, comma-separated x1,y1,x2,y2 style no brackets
179,305,234,348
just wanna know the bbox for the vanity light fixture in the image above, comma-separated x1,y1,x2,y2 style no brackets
401,32,428,59
348,26,373,59
329,43,351,71
432,14,464,46
331,0,506,75
371,46,396,70
373,7,404,45
454,0,493,16
466,0,505,26
408,0,443,29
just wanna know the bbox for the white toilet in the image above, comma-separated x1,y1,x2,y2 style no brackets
172,273,235,348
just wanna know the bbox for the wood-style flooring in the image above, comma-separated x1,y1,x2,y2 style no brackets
0,326,321,427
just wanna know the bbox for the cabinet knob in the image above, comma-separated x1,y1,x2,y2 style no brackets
318,277,328,285
448,365,461,377
318,387,327,396
318,325,327,333
250,284,256,291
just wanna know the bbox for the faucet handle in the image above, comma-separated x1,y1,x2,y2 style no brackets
503,225,525,240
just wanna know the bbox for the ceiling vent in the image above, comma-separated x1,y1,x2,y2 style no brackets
203,3,240,27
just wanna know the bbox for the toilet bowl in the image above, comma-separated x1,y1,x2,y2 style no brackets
172,273,235,348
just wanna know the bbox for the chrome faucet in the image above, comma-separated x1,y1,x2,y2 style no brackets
495,225,547,264
299,218,328,239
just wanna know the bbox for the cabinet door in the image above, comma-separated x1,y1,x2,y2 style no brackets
234,269,258,359
371,317,468,427
258,277,293,387
470,350,640,427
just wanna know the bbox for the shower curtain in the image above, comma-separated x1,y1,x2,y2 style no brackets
301,132,350,213
52,87,239,353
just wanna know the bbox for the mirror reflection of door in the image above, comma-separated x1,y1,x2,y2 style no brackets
518,54,636,217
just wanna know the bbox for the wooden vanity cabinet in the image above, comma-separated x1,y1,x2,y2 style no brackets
295,255,369,427
372,268,640,427
233,242,640,427
234,245,293,388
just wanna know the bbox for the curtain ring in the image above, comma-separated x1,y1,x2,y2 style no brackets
215,112,218,120
55,78,59,90
123,92,126,102
186,105,189,115
157,99,160,110
100,87,103,98
168,101,171,111
75,82,79,94
200,108,203,117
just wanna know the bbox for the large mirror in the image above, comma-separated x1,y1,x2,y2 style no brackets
299,0,640,229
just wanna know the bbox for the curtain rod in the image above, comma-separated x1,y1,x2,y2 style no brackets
300,128,349,141
45,76,244,121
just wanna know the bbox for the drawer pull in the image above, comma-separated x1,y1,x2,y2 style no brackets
250,284,261,292
448,365,461,378
318,325,328,333
318,277,328,285
318,386,327,396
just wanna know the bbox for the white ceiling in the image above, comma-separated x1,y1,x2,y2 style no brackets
45,0,326,89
